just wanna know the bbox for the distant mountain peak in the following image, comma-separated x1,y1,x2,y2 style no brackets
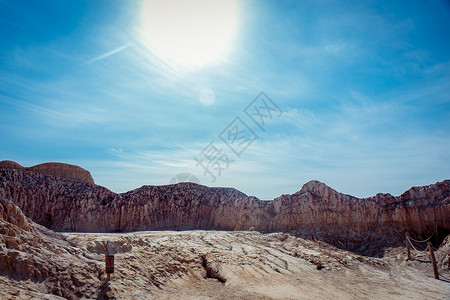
294,180,334,195
301,180,329,190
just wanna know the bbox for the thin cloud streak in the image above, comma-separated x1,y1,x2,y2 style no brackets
1,1,449,201
87,43,133,64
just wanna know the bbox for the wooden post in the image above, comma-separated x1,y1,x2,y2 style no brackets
406,232,411,261
105,254,115,281
427,242,439,279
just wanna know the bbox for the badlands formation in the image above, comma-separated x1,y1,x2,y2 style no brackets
0,161,449,299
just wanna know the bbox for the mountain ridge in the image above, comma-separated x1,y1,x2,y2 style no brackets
0,161,449,255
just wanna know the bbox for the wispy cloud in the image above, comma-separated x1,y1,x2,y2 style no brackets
1,0,449,201
87,43,133,64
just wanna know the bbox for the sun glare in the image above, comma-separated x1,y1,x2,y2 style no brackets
140,0,239,68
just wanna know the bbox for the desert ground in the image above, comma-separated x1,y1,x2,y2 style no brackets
2,229,449,299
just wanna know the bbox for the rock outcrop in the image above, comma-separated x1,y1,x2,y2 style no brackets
0,197,103,298
27,162,95,184
269,180,450,252
0,160,94,184
3,210,447,299
0,163,449,253
0,160,24,170
0,197,33,234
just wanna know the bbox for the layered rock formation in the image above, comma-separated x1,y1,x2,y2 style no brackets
270,180,450,252
3,200,447,299
0,160,94,184
0,197,103,298
0,162,449,253
0,197,32,233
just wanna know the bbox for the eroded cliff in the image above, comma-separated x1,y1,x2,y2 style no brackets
3,198,448,299
0,163,449,253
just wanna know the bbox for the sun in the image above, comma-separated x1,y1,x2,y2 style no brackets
139,0,238,68
139,0,239,68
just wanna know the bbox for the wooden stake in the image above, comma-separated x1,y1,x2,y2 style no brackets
105,253,114,281
406,232,411,261
427,242,439,279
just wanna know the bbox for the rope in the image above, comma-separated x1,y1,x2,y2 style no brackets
407,236,429,253
436,249,450,255
406,232,450,278
437,272,450,281
408,230,435,243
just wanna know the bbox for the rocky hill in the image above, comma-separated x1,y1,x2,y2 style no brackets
0,161,449,254
0,160,94,184
2,162,448,298
2,197,448,299
0,197,105,298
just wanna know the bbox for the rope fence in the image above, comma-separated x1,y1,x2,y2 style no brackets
406,236,428,253
407,231,435,243
405,231,450,280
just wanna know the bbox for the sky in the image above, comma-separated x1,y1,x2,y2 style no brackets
0,0,449,200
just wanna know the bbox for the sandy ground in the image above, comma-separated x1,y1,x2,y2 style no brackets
1,230,449,299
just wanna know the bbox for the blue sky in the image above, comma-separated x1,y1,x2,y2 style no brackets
0,0,449,199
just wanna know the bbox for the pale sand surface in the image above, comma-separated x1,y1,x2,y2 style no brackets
1,230,449,299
